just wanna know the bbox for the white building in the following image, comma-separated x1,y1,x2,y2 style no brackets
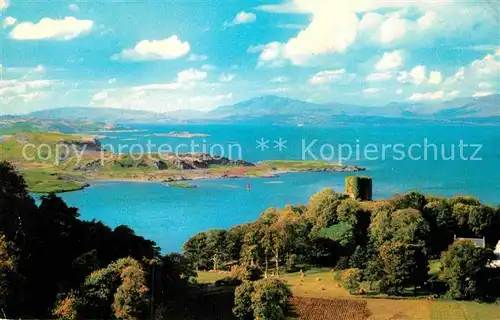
490,241,500,268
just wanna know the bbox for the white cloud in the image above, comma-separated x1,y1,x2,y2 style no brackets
472,91,494,98
379,15,407,43
3,16,16,28
0,79,54,105
366,72,391,81
309,69,346,85
10,17,93,40
417,11,437,29
428,71,442,85
270,76,288,83
2,64,45,75
398,65,426,85
252,42,287,67
471,54,500,77
375,50,403,71
0,0,9,10
126,68,207,93
219,73,236,82
227,11,257,26
359,12,383,31
252,2,361,65
443,52,500,87
255,1,494,65
177,68,207,83
363,87,379,95
68,3,80,12
478,82,492,89
201,64,216,71
447,90,460,99
187,54,208,61
108,78,117,84
112,36,190,61
396,88,403,95
19,91,48,103
409,90,444,101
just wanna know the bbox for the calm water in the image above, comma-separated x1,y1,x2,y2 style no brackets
56,124,500,252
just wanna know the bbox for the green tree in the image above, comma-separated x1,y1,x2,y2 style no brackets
452,203,472,229
55,257,148,319
467,205,495,236
364,257,383,291
440,240,494,300
423,201,454,253
233,281,254,320
251,278,292,320
394,191,427,211
337,198,361,226
112,264,149,320
306,188,346,232
183,232,209,270
391,209,430,246
379,242,429,295
205,229,228,271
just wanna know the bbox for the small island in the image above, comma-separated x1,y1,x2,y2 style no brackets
0,133,365,193
167,182,198,188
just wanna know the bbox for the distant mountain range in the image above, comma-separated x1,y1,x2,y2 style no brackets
0,116,127,135
23,94,500,125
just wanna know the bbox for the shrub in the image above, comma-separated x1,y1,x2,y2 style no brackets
251,278,292,320
344,268,362,294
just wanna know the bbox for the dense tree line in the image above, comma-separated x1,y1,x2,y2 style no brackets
185,188,500,301
0,162,194,319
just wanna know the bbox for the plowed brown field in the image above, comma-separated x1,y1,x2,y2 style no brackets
290,297,370,320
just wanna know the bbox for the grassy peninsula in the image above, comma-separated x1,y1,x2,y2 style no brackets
0,132,365,193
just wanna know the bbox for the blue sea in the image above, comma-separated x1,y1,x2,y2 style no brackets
54,124,500,253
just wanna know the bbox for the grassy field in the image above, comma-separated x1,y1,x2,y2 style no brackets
21,167,88,193
196,270,500,320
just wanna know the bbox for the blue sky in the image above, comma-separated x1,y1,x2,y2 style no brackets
0,0,498,114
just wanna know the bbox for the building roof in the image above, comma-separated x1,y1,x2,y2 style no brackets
455,237,485,247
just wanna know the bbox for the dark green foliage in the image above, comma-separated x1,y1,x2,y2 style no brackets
440,240,495,300
345,176,372,201
0,162,181,319
379,242,429,295
337,198,361,226
423,201,455,254
251,278,292,320
394,191,427,211
54,257,149,319
349,245,368,269
306,188,347,233
317,222,355,247
233,281,254,320
234,278,292,320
